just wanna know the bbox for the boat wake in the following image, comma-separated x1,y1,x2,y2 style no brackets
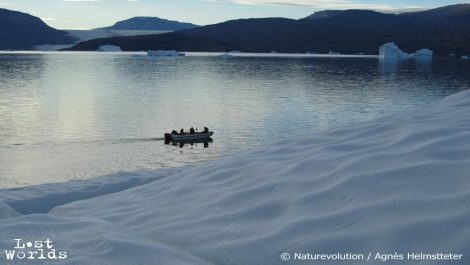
1,137,166,149
113,137,166,144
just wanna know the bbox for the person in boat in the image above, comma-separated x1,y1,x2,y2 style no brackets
203,127,209,133
189,127,195,134
180,128,185,135
171,130,178,135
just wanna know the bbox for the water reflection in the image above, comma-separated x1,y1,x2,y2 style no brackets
165,138,213,149
379,57,433,74
414,57,433,73
379,58,400,73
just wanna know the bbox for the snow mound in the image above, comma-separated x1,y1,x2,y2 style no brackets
0,215,210,265
0,168,181,216
2,90,470,264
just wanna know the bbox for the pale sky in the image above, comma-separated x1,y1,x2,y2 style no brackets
0,0,468,29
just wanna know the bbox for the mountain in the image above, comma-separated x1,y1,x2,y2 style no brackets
66,4,470,55
99,17,198,31
304,10,342,20
400,4,470,29
0,8,76,50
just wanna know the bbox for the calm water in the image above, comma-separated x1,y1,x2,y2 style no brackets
1,52,469,188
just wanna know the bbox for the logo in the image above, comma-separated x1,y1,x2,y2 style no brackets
3,239,68,261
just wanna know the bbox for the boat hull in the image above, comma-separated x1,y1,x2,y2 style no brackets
164,132,214,142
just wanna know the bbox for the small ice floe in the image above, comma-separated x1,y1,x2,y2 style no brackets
97,45,122,52
462,56,469,60
217,52,235,59
328,51,340,55
218,53,234,59
147,50,185,57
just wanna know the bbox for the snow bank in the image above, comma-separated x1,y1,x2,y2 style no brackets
0,168,182,216
2,90,470,264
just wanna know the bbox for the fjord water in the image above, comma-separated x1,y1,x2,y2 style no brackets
1,52,469,188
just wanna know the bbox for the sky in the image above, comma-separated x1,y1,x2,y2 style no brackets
0,0,468,29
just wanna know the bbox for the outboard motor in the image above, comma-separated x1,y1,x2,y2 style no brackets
164,133,172,141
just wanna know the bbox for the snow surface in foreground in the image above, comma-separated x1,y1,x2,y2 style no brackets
1,90,470,264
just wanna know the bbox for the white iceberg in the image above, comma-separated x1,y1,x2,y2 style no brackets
379,42,411,59
97,45,122,52
147,50,185,57
2,90,470,264
379,43,434,63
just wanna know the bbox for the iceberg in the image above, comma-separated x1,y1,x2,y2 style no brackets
147,50,185,57
2,90,470,264
379,42,411,59
97,45,122,52
414,48,433,57
379,43,434,64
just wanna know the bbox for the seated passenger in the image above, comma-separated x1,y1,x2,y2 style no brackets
180,128,185,135
189,127,195,134
203,127,209,133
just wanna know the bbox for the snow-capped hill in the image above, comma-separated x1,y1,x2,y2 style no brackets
1,90,470,264
99,16,198,31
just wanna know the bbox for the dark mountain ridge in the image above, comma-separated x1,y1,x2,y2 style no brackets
400,4,470,29
0,8,75,50
67,4,470,55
